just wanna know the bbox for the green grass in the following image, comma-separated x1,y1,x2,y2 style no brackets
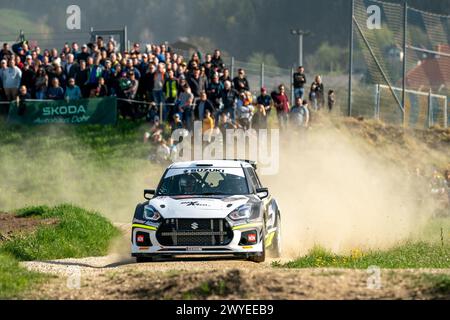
275,218,450,269
1,204,120,261
0,253,45,299
275,242,449,269
0,204,120,298
419,274,450,296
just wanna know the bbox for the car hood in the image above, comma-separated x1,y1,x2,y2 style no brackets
149,195,252,219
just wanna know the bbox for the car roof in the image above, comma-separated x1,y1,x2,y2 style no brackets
168,160,253,169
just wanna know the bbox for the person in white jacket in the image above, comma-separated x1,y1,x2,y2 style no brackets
0,59,22,101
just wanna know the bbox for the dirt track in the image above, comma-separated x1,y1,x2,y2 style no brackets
21,253,450,300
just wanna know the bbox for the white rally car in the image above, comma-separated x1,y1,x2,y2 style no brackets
131,160,281,263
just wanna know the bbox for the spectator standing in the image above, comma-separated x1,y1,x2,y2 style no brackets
311,75,325,110
47,78,64,100
233,68,250,93
328,90,336,112
257,87,272,115
252,104,268,130
202,109,215,143
220,80,238,121
16,85,30,116
272,84,290,131
220,68,231,85
21,63,36,97
153,63,166,109
206,72,224,110
194,91,215,122
163,69,178,120
293,66,307,99
64,53,80,80
211,49,224,71
290,97,309,129
177,85,195,131
77,44,90,63
188,68,206,98
0,43,13,61
35,68,48,100
75,60,89,98
236,92,254,130
0,59,22,101
65,78,82,101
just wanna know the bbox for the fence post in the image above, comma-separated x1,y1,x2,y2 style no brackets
348,0,355,117
290,68,295,104
402,0,408,127
231,57,235,80
428,89,433,128
260,63,265,89
444,97,448,129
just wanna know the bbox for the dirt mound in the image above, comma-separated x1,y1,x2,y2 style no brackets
0,213,58,242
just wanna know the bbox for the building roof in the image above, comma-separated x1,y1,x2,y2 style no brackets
406,44,450,91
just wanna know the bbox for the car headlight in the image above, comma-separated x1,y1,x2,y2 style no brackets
143,205,161,221
228,204,252,221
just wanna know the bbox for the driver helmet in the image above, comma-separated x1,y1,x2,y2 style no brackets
179,174,196,194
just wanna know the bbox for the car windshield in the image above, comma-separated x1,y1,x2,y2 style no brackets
157,167,249,196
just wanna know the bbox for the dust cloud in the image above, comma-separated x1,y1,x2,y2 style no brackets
263,122,433,257
0,126,164,223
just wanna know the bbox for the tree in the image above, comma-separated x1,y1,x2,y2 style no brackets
247,52,279,67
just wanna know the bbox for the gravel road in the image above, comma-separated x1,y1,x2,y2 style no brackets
21,254,449,300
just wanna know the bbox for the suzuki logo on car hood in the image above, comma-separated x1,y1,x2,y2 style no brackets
191,222,199,230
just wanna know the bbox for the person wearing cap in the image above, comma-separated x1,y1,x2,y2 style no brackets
77,44,90,63
272,84,290,131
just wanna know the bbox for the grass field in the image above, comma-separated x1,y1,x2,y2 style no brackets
0,205,120,298
274,218,450,269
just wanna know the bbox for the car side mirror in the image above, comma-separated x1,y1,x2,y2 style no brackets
144,189,156,200
256,188,269,200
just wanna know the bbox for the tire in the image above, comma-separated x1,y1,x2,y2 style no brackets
136,256,154,263
268,214,282,258
248,232,266,263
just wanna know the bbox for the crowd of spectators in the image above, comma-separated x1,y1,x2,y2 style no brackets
0,37,336,132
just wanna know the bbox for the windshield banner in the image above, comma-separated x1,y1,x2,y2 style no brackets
165,168,246,178
7,97,117,125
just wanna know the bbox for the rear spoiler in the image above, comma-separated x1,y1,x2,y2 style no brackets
224,159,257,170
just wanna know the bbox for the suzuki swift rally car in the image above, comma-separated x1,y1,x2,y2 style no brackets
131,160,281,263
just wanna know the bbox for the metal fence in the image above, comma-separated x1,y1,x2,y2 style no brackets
349,0,450,128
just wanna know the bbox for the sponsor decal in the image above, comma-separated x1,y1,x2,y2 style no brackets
180,201,208,207
137,235,145,243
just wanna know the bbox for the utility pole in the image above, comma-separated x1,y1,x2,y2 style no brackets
290,29,311,67
348,0,355,117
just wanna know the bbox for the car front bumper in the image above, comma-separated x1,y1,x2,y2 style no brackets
131,222,264,256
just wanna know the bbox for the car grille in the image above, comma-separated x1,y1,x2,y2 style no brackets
156,219,233,246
